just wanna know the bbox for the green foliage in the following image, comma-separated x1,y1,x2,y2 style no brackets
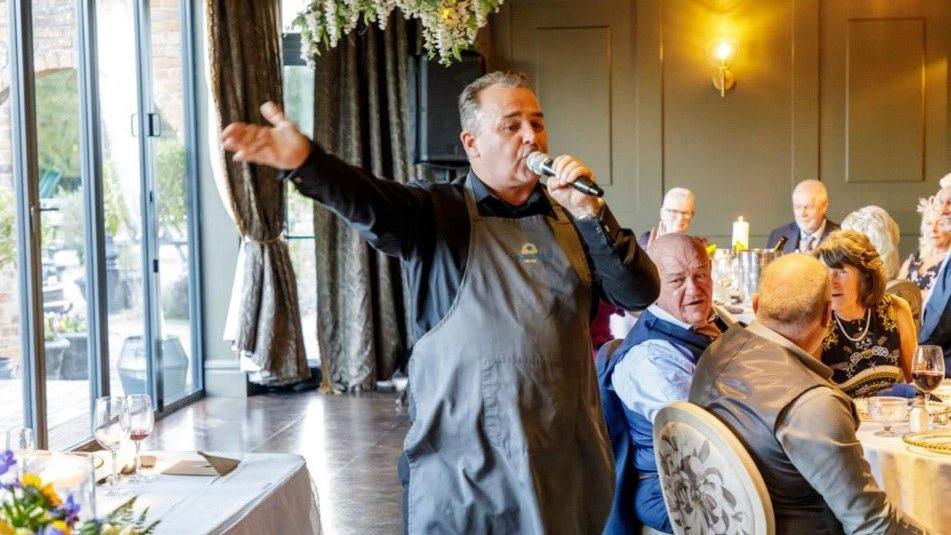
43,313,60,342
0,185,16,268
36,69,82,178
79,497,160,535
101,162,133,239
154,138,187,236
294,0,502,66
0,480,61,532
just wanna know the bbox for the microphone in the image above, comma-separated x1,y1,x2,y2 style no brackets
526,151,604,198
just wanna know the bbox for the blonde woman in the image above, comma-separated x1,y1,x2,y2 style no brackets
817,230,916,398
898,195,951,301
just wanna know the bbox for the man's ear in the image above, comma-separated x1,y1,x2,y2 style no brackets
751,294,760,314
820,299,833,328
460,130,479,158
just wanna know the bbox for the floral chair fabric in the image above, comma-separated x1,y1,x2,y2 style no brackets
653,402,775,535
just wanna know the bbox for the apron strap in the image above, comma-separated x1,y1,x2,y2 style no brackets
543,190,572,226
462,177,482,222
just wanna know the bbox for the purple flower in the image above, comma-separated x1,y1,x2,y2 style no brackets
0,449,15,476
56,494,81,523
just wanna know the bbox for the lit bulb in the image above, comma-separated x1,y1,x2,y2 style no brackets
713,41,734,63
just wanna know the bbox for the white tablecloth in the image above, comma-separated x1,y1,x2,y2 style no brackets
97,452,320,535
857,423,951,532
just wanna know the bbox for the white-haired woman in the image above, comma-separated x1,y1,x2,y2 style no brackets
841,205,901,279
898,195,951,301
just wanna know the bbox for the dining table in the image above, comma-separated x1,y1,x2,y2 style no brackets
95,451,320,535
855,381,951,533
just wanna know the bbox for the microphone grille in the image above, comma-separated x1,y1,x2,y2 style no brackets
526,151,550,175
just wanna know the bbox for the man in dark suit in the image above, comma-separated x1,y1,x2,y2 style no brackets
920,177,951,374
766,179,839,253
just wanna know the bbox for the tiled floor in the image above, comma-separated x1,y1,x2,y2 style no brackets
140,391,410,535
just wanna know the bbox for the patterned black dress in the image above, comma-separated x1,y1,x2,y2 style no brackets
904,250,941,293
820,294,903,398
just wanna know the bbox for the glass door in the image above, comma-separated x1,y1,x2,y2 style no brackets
2,0,201,448
140,0,198,405
31,0,93,449
95,0,148,401
0,0,28,433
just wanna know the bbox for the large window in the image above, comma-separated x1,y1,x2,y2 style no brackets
0,0,26,433
3,0,201,449
282,0,320,363
32,0,92,447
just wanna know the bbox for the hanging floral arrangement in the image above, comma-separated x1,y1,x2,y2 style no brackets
293,0,504,65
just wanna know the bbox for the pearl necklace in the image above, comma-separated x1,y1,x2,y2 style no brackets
834,308,871,343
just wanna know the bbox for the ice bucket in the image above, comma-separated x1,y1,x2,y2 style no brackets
737,249,780,303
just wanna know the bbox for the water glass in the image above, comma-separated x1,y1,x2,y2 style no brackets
94,396,130,496
867,396,910,437
4,427,36,477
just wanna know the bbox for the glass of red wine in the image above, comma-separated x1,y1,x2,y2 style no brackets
912,345,946,430
125,394,155,483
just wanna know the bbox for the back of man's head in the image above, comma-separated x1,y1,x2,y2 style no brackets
755,255,831,350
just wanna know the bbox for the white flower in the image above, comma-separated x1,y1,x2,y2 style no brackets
294,0,505,65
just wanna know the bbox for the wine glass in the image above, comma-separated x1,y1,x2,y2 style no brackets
867,396,910,437
3,428,35,477
912,345,946,430
125,394,154,482
94,396,130,496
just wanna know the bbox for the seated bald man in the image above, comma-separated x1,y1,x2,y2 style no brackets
767,179,839,253
690,255,927,534
597,234,724,534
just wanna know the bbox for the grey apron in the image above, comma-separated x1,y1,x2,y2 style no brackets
404,178,614,534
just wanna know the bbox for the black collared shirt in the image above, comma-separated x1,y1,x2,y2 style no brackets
288,142,659,341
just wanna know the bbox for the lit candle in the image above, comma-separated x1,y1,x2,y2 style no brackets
732,216,749,250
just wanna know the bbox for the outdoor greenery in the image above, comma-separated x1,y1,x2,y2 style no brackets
0,185,15,268
294,0,503,65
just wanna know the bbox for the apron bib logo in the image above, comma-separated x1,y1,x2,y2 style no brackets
516,242,541,264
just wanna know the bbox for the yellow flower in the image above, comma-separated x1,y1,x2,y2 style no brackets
19,472,41,488
51,521,71,535
0,520,14,535
41,482,63,507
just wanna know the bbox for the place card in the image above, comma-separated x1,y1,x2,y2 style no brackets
161,452,240,477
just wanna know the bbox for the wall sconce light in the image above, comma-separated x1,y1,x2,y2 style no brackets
712,40,736,97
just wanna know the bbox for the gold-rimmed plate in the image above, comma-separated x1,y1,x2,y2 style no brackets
901,430,951,455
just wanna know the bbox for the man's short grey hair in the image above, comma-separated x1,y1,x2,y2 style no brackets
841,205,901,279
793,179,828,203
662,187,696,207
757,255,830,334
458,71,533,134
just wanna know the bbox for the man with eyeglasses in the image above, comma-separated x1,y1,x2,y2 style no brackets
638,187,696,249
